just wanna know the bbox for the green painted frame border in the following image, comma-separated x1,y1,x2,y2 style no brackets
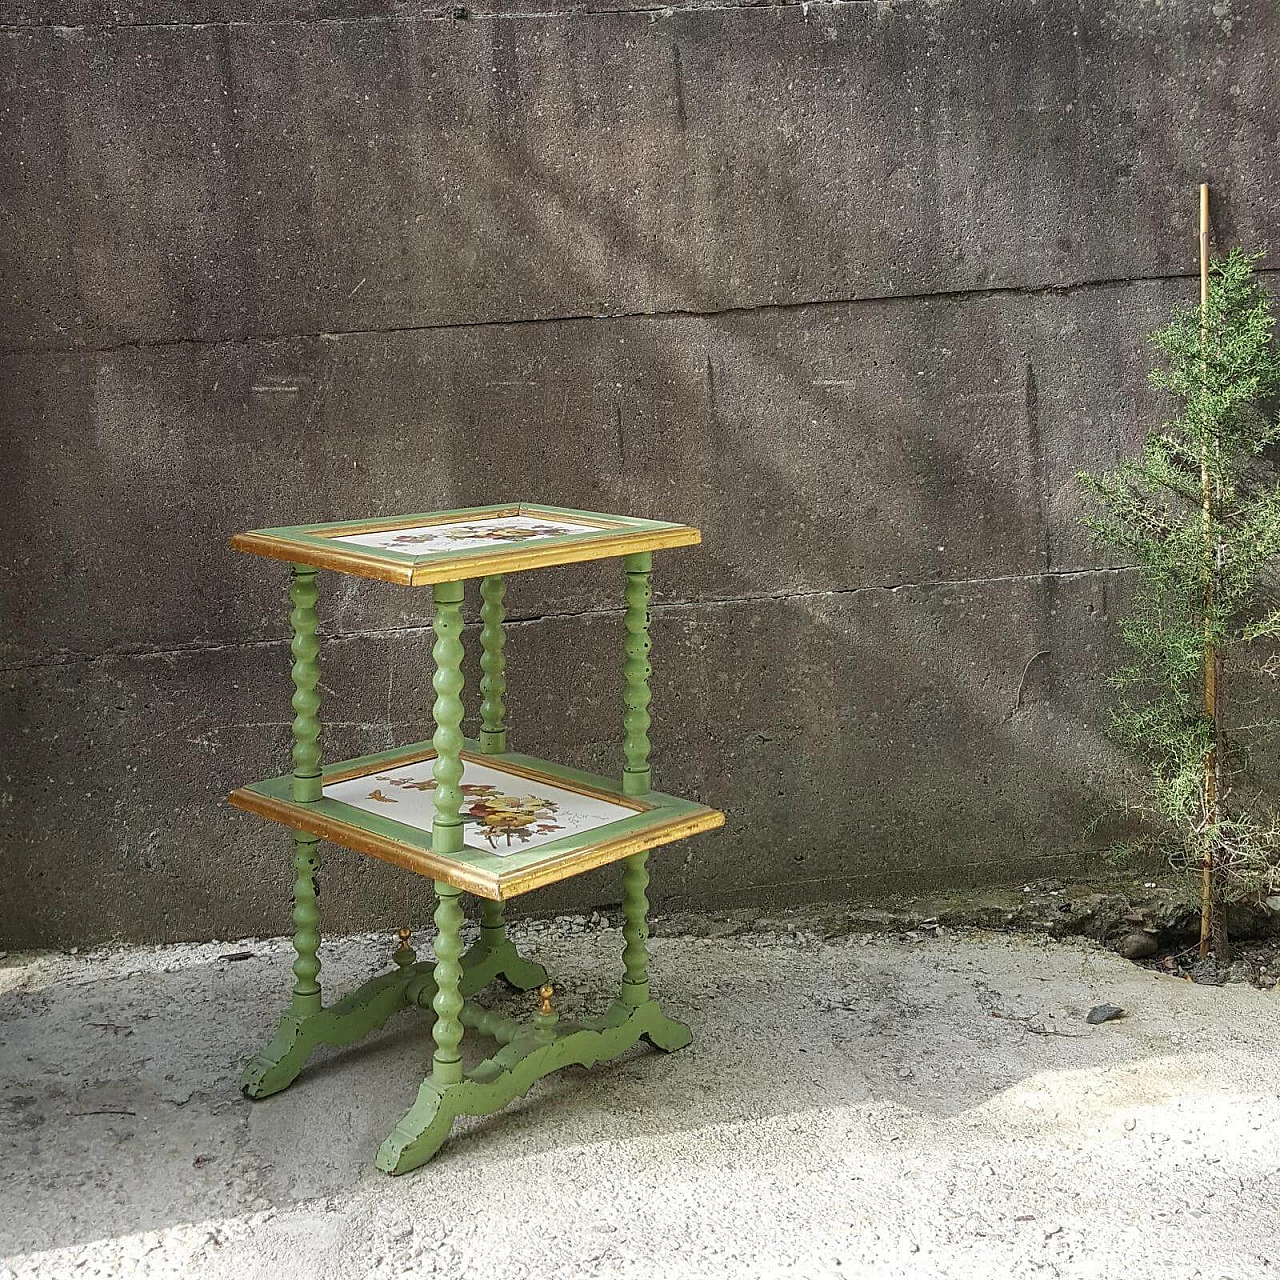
229,739,724,899
230,503,701,586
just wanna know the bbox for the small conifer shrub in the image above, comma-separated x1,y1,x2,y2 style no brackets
1080,249,1280,958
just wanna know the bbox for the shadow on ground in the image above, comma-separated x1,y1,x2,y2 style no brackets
2,920,1277,1278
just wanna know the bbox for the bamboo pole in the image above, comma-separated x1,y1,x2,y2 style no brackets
1199,181,1217,960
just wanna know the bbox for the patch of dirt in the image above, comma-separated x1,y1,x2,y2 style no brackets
654,871,1280,987
1134,936,1280,989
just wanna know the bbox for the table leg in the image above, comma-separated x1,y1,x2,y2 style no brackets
617,551,690,1049
610,850,691,1052
464,573,549,990
288,566,324,1014
375,581,475,1171
478,573,508,755
429,579,466,855
622,551,653,798
243,565,326,1095
620,852,651,1008
430,881,465,1087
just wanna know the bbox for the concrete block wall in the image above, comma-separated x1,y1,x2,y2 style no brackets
2,0,1277,944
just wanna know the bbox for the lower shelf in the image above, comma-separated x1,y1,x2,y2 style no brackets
228,739,724,899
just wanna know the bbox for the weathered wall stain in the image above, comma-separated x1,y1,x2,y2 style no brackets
2,0,1277,944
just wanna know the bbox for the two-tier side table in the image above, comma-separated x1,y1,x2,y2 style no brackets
227,503,724,1174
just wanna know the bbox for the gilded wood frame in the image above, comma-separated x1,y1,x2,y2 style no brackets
230,502,701,586
229,739,724,900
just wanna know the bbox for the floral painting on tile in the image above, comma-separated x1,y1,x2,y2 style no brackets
370,778,563,849
322,757,637,857
333,514,594,556
387,523,571,550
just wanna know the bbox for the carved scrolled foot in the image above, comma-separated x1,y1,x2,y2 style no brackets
597,996,692,1054
241,1014,313,1099
242,961,431,1100
376,1079,454,1175
496,944,551,992
639,1004,693,1054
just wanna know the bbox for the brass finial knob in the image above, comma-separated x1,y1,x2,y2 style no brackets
537,983,555,1017
393,926,415,969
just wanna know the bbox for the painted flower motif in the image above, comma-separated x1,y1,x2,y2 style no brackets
462,792,562,848
369,773,565,848
386,522,571,549
442,524,569,544
377,773,435,791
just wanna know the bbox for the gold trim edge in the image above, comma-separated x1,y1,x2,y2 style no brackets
227,788,724,900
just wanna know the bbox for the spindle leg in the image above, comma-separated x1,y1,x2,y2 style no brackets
430,882,466,1087
462,574,548,990
243,566,328,1095
614,553,690,1051
377,580,474,1170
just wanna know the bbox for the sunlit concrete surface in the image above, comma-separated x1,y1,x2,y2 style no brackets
2,920,1276,1279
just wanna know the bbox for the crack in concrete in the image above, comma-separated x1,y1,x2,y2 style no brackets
1,564,1134,674
2,271,1239,361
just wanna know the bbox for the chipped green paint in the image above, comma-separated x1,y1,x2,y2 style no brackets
288,566,323,1017
289,837,322,1017
620,853,651,1008
289,566,323,803
430,881,466,1087
376,999,691,1175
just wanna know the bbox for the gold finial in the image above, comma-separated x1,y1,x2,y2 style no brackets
537,983,555,1017
393,927,414,968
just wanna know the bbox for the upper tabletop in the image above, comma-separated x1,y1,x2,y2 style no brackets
231,503,701,586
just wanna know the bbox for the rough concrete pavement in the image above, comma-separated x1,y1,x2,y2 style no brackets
2,918,1277,1279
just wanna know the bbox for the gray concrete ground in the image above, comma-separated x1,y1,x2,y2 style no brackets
2,918,1278,1280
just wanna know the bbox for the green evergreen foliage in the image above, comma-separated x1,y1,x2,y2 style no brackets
1080,249,1280,914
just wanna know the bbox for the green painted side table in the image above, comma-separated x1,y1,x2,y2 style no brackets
228,502,724,1174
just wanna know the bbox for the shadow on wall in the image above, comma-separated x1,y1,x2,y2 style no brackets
0,282,1156,946
4,0,1275,944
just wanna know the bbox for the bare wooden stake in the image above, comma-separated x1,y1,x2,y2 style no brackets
1199,181,1217,961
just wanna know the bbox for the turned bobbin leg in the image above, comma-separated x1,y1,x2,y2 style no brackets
620,552,653,1009
427,580,468,1087
243,565,328,1096
462,574,548,990
378,581,474,1171
478,573,509,755
430,882,466,1086
288,567,324,1016
621,553,653,799
615,553,690,1051
429,579,466,856
620,854,651,1009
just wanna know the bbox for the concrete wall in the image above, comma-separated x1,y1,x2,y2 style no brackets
3,0,1278,945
